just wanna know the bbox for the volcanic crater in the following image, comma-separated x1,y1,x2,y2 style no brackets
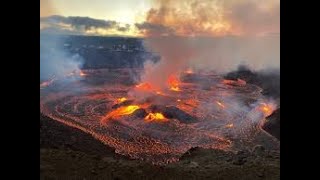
40,68,279,164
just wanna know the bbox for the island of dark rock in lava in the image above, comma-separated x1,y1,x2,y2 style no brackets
40,68,279,164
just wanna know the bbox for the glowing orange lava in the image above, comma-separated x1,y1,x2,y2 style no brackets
167,74,181,91
259,103,275,117
144,112,168,122
135,82,153,91
116,97,127,103
170,87,181,91
216,101,225,108
40,68,280,164
103,105,140,121
156,91,166,96
226,123,234,128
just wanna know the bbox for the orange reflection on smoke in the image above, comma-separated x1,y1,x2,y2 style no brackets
185,68,194,74
156,91,166,96
79,71,87,77
167,74,181,91
135,82,153,91
40,81,51,88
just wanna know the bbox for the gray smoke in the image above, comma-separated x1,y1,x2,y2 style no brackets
225,65,280,99
139,35,279,91
187,36,280,73
40,33,84,82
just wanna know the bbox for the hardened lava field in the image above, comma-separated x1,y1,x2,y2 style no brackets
40,68,279,164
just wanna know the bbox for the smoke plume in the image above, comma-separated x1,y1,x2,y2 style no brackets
137,0,279,90
136,0,279,37
40,33,84,82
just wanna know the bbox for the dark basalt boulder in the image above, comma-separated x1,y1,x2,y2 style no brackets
149,105,197,123
132,108,148,118
262,108,280,140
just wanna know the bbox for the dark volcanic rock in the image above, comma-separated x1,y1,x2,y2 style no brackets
262,108,280,140
233,150,249,165
252,145,265,156
163,106,197,123
180,147,201,158
132,109,147,118
112,100,134,109
40,113,115,156
224,65,280,98
232,157,247,165
148,104,165,112
149,105,197,123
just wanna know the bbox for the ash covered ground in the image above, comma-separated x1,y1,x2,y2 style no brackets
40,35,279,179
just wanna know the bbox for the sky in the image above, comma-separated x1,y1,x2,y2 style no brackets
40,0,280,37
40,0,151,24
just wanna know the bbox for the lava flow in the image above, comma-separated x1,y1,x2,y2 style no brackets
167,74,181,91
259,102,276,117
40,68,279,164
102,105,141,122
144,112,168,122
117,97,127,103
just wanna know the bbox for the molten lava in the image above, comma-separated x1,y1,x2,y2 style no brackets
103,105,140,121
40,68,279,164
170,87,180,91
117,97,127,103
226,123,234,128
216,101,225,108
144,112,167,122
136,82,153,91
259,103,275,117
167,74,181,91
